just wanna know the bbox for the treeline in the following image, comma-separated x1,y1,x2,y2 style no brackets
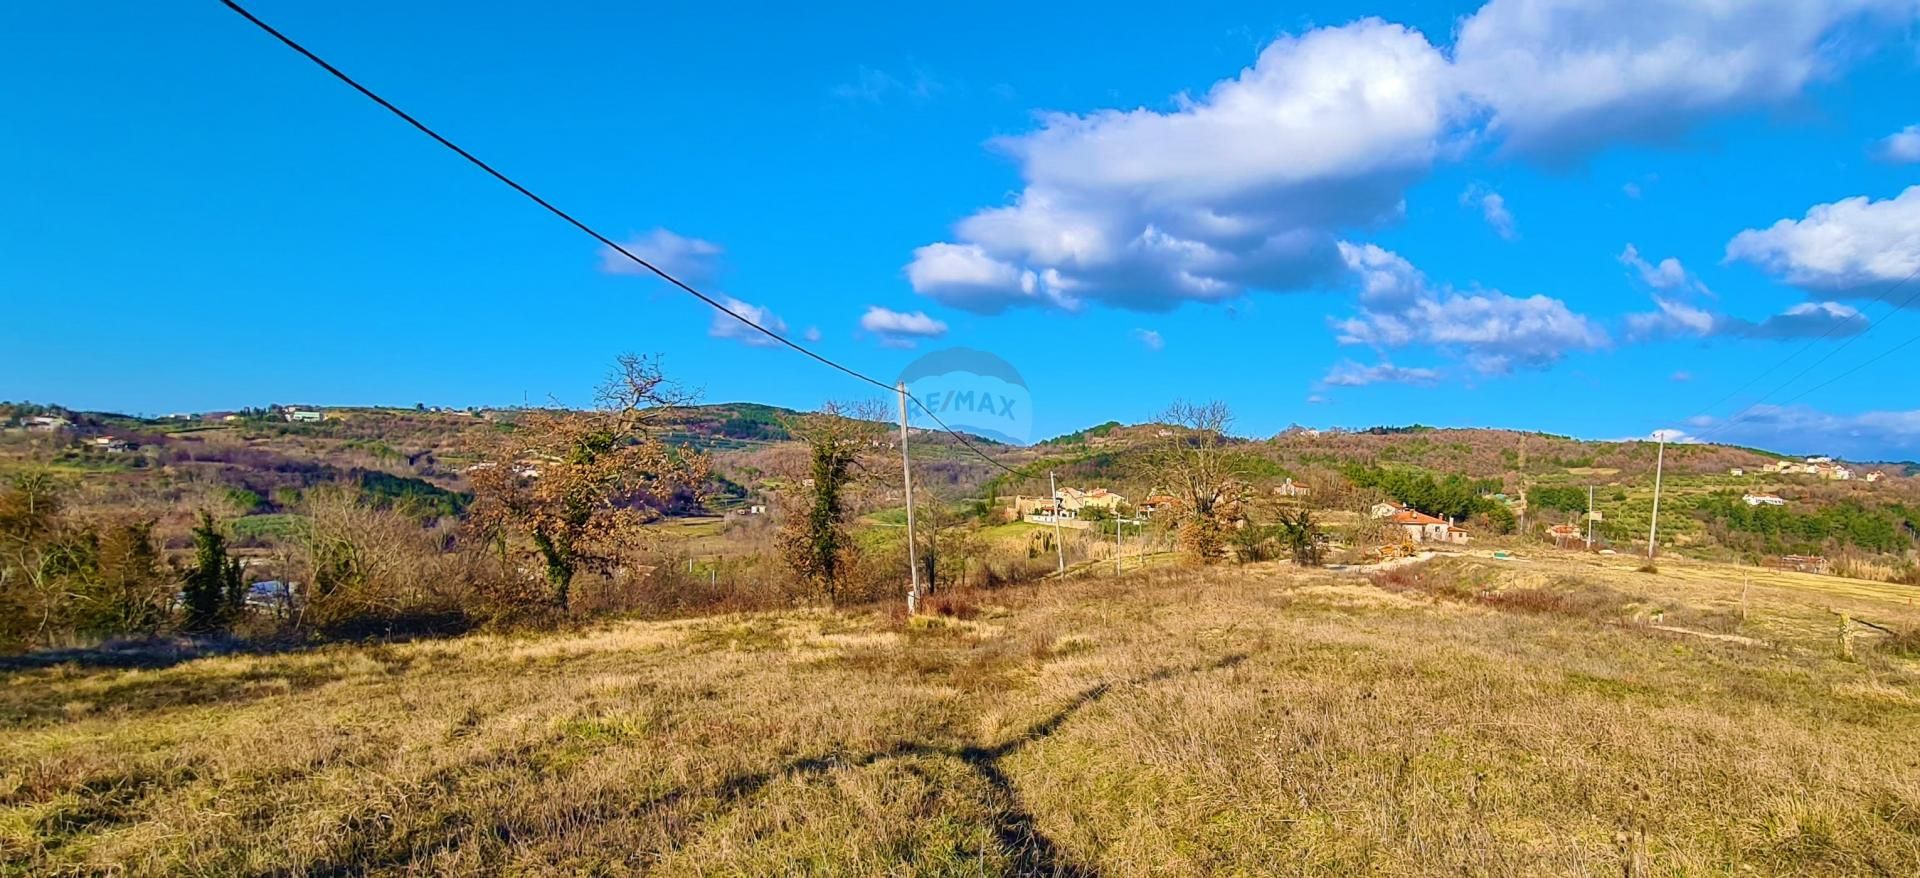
1694,493,1918,556
1344,464,1504,522
0,475,270,650
1527,486,1591,515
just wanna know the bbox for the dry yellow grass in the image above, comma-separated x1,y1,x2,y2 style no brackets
2,556,1918,876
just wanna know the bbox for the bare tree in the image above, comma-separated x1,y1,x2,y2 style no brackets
914,491,979,592
1142,400,1247,564
467,355,710,613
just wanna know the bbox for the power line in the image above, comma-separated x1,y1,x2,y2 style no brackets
1753,330,1920,413
1694,263,1920,444
215,0,1021,476
910,397,1021,476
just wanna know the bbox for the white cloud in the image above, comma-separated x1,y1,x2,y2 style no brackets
1333,242,1608,374
1623,182,1643,199
1619,240,1873,341
1689,404,1920,458
1453,0,1919,158
905,1,1919,314
1625,297,1868,341
1462,184,1516,239
1748,301,1870,338
903,243,1062,313
1133,328,1165,351
708,296,789,347
1320,360,1442,387
859,306,948,348
803,326,823,343
1877,124,1920,162
906,18,1456,313
831,64,940,103
1624,296,1719,339
1619,244,1710,294
1671,370,1693,382
601,228,724,282
1726,185,1920,298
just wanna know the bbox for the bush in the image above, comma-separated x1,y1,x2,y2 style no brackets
299,488,475,636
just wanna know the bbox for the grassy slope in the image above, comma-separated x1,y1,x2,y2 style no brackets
3,555,1918,876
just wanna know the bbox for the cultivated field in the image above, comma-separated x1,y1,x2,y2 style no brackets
3,554,1918,876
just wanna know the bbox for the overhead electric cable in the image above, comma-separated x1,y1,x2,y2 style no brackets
215,0,1022,477
1694,262,1920,443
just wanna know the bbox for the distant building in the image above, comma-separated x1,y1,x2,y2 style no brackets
24,415,70,432
1016,487,1128,521
1274,477,1311,498
1547,523,1584,547
285,409,324,423
1137,494,1178,518
1742,493,1786,507
87,436,133,453
1728,467,1744,476
1376,503,1468,544
245,580,297,611
1865,472,1883,483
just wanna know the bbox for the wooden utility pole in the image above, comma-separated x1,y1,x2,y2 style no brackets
1114,514,1123,575
1647,432,1667,563
1050,470,1066,575
898,382,920,613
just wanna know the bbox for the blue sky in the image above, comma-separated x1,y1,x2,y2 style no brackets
4,1,1919,458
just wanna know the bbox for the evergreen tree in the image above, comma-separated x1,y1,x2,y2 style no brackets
182,512,244,632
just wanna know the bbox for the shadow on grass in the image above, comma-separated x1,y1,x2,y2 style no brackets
658,652,1251,876
0,610,475,674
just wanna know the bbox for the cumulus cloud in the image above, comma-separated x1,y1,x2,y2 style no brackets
906,19,1456,313
1332,242,1608,374
1626,298,1869,341
1453,0,1918,158
708,297,789,347
1133,328,1165,351
1461,184,1516,239
1687,404,1920,458
1877,124,1920,162
859,306,948,348
905,1,1918,314
1320,360,1442,387
601,228,724,282
1726,185,1920,298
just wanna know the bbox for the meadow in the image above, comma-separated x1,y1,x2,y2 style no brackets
4,552,1917,876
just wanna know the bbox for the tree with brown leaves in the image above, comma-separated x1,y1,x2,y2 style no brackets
467,355,710,613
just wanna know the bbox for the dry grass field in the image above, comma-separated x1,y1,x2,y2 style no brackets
3,553,1919,876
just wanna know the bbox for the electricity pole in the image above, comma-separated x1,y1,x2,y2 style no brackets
1114,512,1123,575
898,383,920,613
1050,470,1066,575
1647,431,1667,564
1586,484,1594,551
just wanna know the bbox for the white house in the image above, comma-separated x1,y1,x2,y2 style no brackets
1743,493,1786,507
